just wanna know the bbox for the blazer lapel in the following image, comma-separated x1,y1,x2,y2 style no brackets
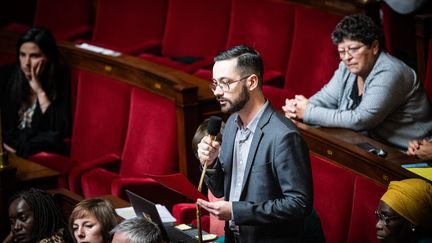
239,105,273,198
223,114,238,199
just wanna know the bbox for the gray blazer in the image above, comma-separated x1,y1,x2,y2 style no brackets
304,51,432,149
205,104,313,243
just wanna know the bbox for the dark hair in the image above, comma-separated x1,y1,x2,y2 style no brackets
69,198,122,243
214,45,264,87
111,217,163,243
8,188,73,242
11,27,67,106
192,118,225,160
331,14,383,50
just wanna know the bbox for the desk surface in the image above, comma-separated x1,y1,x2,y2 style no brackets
297,123,426,185
10,154,59,182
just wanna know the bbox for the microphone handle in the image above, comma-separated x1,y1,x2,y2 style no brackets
196,134,216,243
197,134,215,192
196,204,203,243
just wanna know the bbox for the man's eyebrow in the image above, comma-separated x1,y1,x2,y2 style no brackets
213,77,230,82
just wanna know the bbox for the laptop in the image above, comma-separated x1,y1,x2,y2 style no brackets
126,190,215,243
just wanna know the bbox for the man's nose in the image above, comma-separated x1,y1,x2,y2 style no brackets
213,84,224,96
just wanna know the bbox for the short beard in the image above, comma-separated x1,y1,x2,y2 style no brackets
221,84,250,113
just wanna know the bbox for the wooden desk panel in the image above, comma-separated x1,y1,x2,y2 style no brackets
298,123,425,186
11,155,59,185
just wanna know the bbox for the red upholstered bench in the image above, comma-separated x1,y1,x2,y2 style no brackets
263,4,342,109
311,154,385,243
30,70,131,188
1,0,93,41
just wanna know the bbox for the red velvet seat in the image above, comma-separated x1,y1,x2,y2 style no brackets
347,176,385,243
263,5,341,109
311,153,356,243
194,0,296,87
381,1,417,69
424,39,432,101
139,0,231,73
30,71,131,187
2,0,93,41
74,87,191,210
84,0,168,55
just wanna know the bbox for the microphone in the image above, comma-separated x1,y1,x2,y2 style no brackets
198,116,222,192
197,116,222,243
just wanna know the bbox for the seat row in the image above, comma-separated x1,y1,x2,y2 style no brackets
171,153,387,242
28,69,201,210
1,0,343,107
2,0,429,108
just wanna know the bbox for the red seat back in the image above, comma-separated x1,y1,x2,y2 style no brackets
424,39,432,101
70,71,130,163
226,0,295,80
161,0,231,58
381,1,417,69
283,6,341,98
347,176,385,243
92,0,167,51
33,0,93,40
311,154,356,243
119,87,178,177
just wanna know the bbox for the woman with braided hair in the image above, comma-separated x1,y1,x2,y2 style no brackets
3,188,73,243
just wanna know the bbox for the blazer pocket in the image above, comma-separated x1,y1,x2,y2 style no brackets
251,162,272,173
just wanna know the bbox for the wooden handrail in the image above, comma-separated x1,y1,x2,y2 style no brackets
297,122,426,186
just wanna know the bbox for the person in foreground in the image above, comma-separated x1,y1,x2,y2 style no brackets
110,217,162,243
69,198,122,243
197,45,313,242
0,27,71,158
3,188,73,243
376,178,432,242
282,14,432,150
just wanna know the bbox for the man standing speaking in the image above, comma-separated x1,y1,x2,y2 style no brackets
197,45,313,242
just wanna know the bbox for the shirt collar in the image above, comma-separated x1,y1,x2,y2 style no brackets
235,100,269,134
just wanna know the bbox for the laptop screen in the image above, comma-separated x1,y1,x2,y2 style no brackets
126,190,170,241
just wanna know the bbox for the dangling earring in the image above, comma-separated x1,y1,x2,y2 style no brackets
412,226,416,232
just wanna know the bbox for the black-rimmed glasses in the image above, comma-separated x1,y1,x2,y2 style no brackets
209,75,250,92
375,210,401,226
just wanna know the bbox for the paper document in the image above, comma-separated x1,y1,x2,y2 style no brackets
115,205,177,225
407,167,432,181
115,207,136,219
156,204,176,225
75,43,122,57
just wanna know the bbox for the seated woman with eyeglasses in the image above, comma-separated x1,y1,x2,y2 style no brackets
283,14,432,150
376,178,432,242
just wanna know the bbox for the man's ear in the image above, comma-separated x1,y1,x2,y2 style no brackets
248,74,259,91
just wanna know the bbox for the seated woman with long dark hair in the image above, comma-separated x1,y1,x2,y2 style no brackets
0,27,71,158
